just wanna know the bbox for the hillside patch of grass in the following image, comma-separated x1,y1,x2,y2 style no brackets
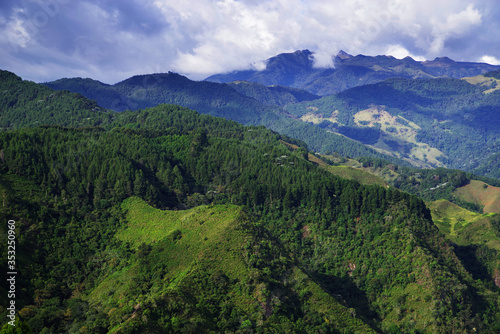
453,180,500,213
326,165,388,187
89,197,378,333
429,199,500,249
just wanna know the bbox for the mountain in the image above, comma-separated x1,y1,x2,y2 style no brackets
205,50,500,96
40,70,411,166
3,68,500,332
43,71,319,113
41,77,134,112
41,64,500,174
226,80,320,107
285,76,500,173
41,57,500,176
2,102,500,333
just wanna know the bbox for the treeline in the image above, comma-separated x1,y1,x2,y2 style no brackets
485,69,500,80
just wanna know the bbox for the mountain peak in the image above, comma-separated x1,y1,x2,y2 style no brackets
295,49,312,55
432,56,456,64
336,50,353,60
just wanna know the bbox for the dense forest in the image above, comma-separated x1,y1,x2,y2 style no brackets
2,112,500,333
1,69,500,333
40,70,413,167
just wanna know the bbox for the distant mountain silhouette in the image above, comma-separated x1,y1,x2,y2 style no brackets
205,50,500,95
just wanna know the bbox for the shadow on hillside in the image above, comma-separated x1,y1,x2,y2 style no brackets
310,272,381,332
452,244,493,283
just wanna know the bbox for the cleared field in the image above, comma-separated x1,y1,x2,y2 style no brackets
353,107,446,167
429,199,499,249
429,199,481,236
326,165,388,187
453,180,500,213
463,75,500,94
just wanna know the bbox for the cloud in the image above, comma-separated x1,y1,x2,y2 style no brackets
385,45,425,61
478,55,500,65
428,4,482,55
311,51,334,68
0,0,499,83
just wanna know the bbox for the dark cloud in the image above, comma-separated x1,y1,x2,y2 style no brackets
1,0,500,83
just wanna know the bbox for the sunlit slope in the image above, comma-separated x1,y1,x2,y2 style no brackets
325,165,388,187
429,199,497,237
89,197,376,333
453,180,500,214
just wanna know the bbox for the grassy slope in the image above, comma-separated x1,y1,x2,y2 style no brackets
428,199,500,287
463,74,500,94
454,180,500,213
429,199,496,238
88,197,250,318
89,197,375,333
326,166,388,187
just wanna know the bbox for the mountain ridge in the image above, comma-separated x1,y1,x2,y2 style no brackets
206,49,500,95
39,61,500,174
2,67,500,332
39,69,412,166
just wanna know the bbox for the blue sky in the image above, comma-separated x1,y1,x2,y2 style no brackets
1,0,500,84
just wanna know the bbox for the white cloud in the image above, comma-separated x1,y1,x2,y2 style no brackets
0,0,499,82
385,44,425,61
429,4,482,55
311,51,334,68
478,55,500,65
250,60,267,71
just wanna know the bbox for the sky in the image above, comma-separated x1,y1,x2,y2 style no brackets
1,0,500,84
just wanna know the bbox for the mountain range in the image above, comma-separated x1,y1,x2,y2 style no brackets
2,56,500,333
206,49,500,95
41,50,500,177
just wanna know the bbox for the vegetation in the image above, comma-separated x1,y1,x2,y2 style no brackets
40,70,412,166
286,77,500,173
2,67,500,333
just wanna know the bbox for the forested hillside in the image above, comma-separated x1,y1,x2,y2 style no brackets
0,71,113,130
0,64,500,333
2,67,500,333
41,70,410,165
286,77,500,173
2,107,500,333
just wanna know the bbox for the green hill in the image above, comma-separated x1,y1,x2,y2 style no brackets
0,114,497,333
40,70,411,165
428,199,500,291
87,196,376,333
3,69,500,333
0,70,113,129
285,77,500,173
